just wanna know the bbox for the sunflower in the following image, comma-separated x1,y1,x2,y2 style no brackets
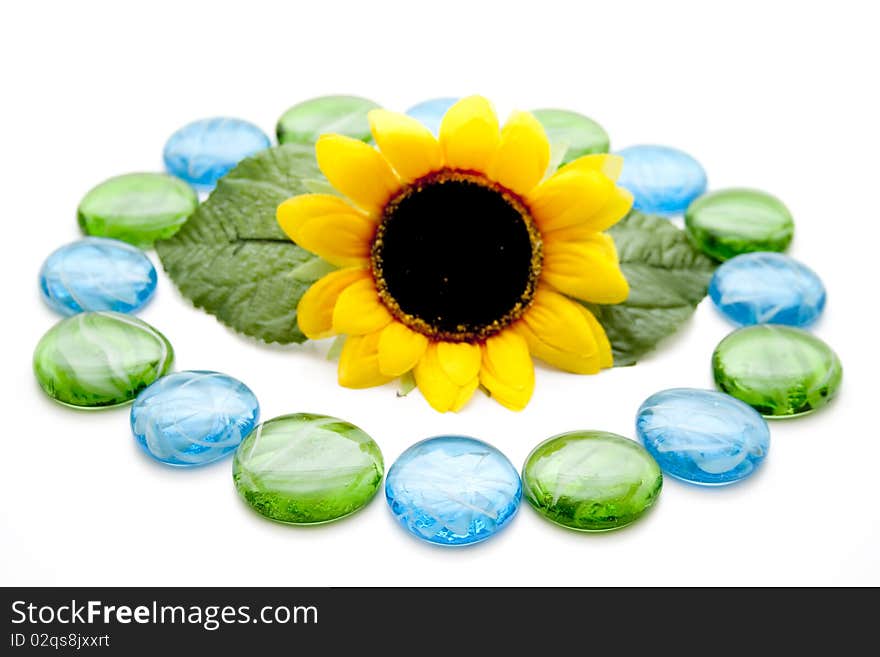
277,96,632,412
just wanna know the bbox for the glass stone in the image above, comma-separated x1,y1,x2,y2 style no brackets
276,95,380,145
131,371,259,467
522,431,662,532
616,145,707,215
385,436,521,546
636,388,770,485
163,117,271,189
39,237,157,316
712,325,842,417
33,311,174,408
532,109,610,165
405,98,458,136
233,413,383,525
709,252,826,327
77,173,198,248
685,188,794,261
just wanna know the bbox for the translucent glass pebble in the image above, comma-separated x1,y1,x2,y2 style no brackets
131,371,259,467
39,237,157,316
616,145,707,215
33,311,174,408
385,436,521,546
522,431,662,532
276,95,380,145
713,325,842,417
709,252,826,327
77,173,198,248
405,97,458,136
163,118,271,189
233,413,383,525
532,109,610,165
685,188,794,261
636,389,770,485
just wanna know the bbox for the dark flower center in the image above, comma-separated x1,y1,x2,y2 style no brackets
371,170,542,342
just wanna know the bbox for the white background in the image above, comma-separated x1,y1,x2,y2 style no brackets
2,0,877,586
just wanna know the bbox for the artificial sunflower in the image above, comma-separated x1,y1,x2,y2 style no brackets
277,96,632,412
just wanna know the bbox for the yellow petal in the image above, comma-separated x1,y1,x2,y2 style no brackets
487,111,550,195
277,199,374,268
527,168,615,232
332,277,393,335
515,287,601,374
414,343,478,413
277,194,375,266
590,185,634,233
338,332,394,389
542,233,629,304
558,153,624,181
316,134,401,213
377,321,429,376
576,304,613,369
450,377,480,412
522,287,598,356
480,331,535,410
369,109,442,183
514,320,601,374
439,96,500,172
296,268,368,339
435,341,482,386
543,223,618,250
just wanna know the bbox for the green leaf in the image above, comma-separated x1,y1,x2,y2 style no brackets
585,211,717,366
155,144,335,344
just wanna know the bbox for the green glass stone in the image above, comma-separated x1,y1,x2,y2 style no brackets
685,188,794,261
233,413,384,525
276,95,381,145
712,325,842,418
522,431,662,532
532,109,610,166
33,311,174,408
78,173,198,248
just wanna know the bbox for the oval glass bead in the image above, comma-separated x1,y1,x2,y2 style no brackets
523,431,662,531
131,371,259,466
712,325,842,417
233,413,383,525
532,109,610,165
616,144,707,215
709,252,826,327
77,173,198,248
163,117,271,189
276,95,380,145
636,388,770,485
39,238,157,316
33,312,174,408
385,436,521,546
685,188,794,261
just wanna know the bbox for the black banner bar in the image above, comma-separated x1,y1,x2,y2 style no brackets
1,587,873,652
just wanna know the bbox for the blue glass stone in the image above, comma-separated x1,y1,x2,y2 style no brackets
131,370,259,467
636,388,770,485
385,436,521,546
405,98,458,136
616,145,707,215
39,237,157,316
709,252,826,327
163,118,271,189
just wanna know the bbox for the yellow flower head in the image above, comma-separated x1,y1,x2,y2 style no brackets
277,96,632,412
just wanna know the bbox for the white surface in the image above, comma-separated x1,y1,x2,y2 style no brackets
2,0,878,586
